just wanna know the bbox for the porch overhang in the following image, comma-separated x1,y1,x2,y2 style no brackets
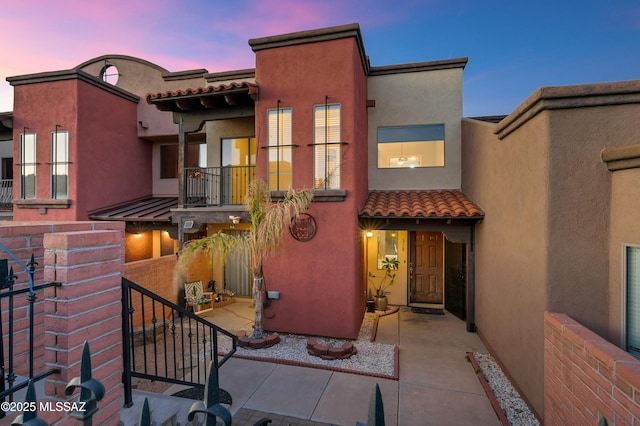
146,82,258,131
358,190,484,220
89,196,179,237
89,197,178,222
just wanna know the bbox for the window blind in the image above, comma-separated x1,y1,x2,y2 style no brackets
267,108,292,190
313,104,340,189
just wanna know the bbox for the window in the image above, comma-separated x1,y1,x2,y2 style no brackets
1,158,13,180
100,63,119,85
267,107,292,191
377,124,445,168
222,137,256,204
51,130,69,199
19,132,36,199
625,245,640,359
160,143,206,179
377,231,399,269
313,104,341,189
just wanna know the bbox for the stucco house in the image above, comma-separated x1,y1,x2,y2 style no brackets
5,22,640,421
6,23,483,341
462,80,640,417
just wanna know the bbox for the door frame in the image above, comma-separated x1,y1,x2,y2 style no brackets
408,230,445,308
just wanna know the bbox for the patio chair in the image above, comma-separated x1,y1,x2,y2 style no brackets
184,280,214,313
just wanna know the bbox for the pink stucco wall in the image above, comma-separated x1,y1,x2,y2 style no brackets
12,75,151,221
254,36,369,339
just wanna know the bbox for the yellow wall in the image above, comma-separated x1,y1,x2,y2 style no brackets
364,230,408,306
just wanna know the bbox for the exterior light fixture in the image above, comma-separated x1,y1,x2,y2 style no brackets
366,231,374,238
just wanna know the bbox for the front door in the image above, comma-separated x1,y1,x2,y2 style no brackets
410,231,444,305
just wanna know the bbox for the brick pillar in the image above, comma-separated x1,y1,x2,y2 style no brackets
43,230,124,426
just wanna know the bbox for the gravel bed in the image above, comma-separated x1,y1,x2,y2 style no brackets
217,312,396,377
473,352,540,426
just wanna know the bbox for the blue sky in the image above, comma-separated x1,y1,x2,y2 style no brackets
1,0,638,117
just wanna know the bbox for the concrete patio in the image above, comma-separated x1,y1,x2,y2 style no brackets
121,299,501,425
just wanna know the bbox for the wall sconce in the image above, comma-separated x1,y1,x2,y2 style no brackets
366,231,374,238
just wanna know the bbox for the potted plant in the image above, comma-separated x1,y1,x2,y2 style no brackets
368,256,399,311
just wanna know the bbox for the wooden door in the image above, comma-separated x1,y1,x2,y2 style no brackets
411,231,444,304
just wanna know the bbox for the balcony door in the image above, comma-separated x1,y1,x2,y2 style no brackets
222,137,256,204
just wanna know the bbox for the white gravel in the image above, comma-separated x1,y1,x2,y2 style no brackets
473,352,540,426
217,312,397,377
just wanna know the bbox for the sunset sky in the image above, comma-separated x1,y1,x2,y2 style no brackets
1,0,638,117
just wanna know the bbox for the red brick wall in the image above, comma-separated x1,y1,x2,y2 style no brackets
123,255,177,328
544,312,640,424
0,221,124,425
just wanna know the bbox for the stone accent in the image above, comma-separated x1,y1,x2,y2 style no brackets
306,338,358,360
236,330,281,349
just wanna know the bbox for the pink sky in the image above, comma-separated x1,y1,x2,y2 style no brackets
2,0,638,117
0,0,405,112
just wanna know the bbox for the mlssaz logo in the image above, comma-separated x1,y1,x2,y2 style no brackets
40,401,87,412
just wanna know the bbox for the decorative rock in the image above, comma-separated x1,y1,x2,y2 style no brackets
313,344,329,355
265,333,281,346
305,338,358,360
249,338,267,349
328,346,347,358
237,332,281,349
307,338,318,350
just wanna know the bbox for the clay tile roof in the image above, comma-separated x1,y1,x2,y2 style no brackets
146,82,258,111
359,190,484,219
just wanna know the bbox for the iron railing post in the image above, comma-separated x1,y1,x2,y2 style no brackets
6,267,16,399
65,341,105,426
26,254,37,379
121,279,133,408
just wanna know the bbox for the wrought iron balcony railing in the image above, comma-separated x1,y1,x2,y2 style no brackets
185,166,255,207
0,180,12,210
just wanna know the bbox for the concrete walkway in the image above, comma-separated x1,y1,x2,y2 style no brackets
122,300,500,425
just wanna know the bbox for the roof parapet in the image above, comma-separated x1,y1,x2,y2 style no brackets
495,80,640,139
249,23,370,75
7,69,139,103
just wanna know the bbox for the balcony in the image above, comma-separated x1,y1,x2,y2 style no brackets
0,179,12,211
185,166,255,207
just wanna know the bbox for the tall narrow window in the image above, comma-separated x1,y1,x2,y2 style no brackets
51,129,69,199
20,132,36,199
267,107,292,191
313,103,341,189
222,137,256,204
626,245,640,359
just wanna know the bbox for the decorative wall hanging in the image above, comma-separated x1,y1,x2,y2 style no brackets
289,213,317,242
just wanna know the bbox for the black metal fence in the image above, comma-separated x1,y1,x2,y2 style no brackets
121,277,237,407
0,254,61,419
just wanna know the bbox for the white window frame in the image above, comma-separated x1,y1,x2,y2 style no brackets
51,130,69,199
20,132,37,199
313,103,341,190
267,107,293,191
623,244,640,359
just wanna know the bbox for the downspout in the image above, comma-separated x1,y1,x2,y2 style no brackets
467,223,476,332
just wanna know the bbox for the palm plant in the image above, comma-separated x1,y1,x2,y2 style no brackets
175,179,313,340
